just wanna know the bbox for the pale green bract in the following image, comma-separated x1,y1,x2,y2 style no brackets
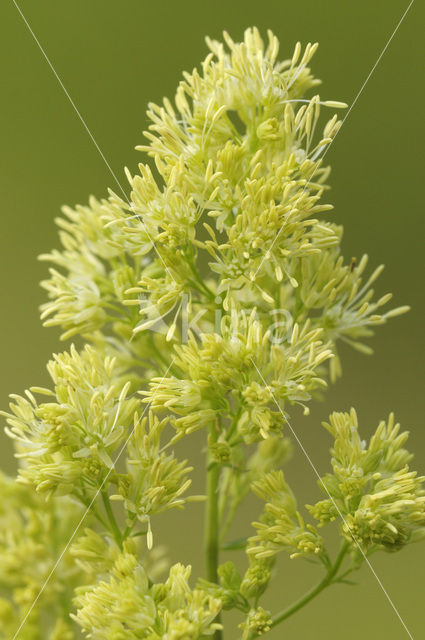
1,27,422,639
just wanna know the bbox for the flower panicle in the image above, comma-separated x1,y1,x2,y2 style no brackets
0,27,418,639
308,410,425,551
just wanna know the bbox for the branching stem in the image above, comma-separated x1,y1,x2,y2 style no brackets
101,489,123,549
248,541,349,639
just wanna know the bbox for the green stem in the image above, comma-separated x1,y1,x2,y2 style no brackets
148,336,171,368
75,489,109,531
101,490,123,549
187,259,216,300
205,420,223,640
249,541,349,640
122,514,138,541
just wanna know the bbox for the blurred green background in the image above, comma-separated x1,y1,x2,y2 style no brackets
1,1,424,638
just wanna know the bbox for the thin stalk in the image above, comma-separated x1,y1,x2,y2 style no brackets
101,490,123,549
75,489,109,531
248,541,349,639
187,259,216,300
148,336,173,370
205,420,223,640
122,514,138,541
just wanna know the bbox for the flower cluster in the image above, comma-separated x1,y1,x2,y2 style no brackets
2,347,195,551
138,31,343,295
248,470,323,560
143,308,333,443
239,607,273,639
37,27,406,369
2,344,139,497
0,27,420,640
308,410,425,551
39,197,144,340
112,411,196,536
0,472,82,640
73,555,221,640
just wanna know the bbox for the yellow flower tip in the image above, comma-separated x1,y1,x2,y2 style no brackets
323,100,348,109
147,520,153,550
385,305,411,318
